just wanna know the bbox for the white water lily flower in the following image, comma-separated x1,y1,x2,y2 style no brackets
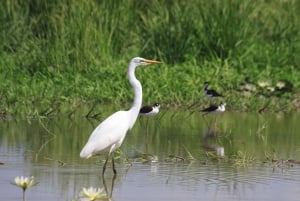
80,186,107,201
13,176,35,190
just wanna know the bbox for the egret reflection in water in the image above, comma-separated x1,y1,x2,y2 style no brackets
102,175,116,200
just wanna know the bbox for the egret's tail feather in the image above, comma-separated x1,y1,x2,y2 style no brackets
80,144,93,159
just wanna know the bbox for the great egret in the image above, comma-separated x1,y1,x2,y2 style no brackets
201,102,226,115
80,57,161,175
139,103,160,117
204,82,224,99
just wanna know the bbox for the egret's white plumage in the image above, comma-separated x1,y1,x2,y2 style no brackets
80,111,131,158
80,57,161,175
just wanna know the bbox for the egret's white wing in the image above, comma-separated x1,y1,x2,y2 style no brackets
80,111,130,158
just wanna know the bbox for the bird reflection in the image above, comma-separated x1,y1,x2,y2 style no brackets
200,102,226,128
102,175,116,201
202,126,225,158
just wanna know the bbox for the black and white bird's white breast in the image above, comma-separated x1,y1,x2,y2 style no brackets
139,103,160,117
201,102,226,114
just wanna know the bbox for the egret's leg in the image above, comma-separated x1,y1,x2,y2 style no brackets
110,174,117,197
102,174,108,195
112,153,117,175
102,154,109,176
102,172,117,199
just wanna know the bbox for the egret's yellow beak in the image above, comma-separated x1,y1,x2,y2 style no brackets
143,59,162,64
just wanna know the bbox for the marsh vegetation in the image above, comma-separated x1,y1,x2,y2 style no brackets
1,0,300,117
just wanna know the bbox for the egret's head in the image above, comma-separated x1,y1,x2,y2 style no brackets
131,57,161,66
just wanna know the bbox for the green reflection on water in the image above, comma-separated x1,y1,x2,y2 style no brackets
1,109,300,165
1,109,300,201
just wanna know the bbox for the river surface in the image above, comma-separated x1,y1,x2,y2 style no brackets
1,108,300,201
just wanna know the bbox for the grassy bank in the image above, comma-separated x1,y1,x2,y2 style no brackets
0,0,300,117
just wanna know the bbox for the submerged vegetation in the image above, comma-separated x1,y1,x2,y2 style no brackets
1,0,300,117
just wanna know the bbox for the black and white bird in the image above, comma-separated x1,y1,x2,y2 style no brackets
139,103,160,142
204,82,223,99
139,103,160,117
201,102,226,115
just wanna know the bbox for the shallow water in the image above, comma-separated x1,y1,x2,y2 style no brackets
1,109,300,201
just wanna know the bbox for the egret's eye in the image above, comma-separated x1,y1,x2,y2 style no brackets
135,59,144,63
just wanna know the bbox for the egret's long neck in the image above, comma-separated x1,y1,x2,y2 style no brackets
128,64,142,126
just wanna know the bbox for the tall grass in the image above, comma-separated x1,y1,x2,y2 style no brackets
0,0,300,115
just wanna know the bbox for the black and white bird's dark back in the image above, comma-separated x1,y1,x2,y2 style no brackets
139,103,160,117
201,102,226,114
204,82,224,99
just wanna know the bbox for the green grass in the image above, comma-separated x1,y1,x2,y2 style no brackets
0,0,300,117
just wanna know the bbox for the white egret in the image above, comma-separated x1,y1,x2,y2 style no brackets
80,57,161,175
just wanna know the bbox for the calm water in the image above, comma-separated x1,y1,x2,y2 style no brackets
1,109,300,201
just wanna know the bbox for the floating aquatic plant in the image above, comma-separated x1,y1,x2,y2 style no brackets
232,150,255,167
